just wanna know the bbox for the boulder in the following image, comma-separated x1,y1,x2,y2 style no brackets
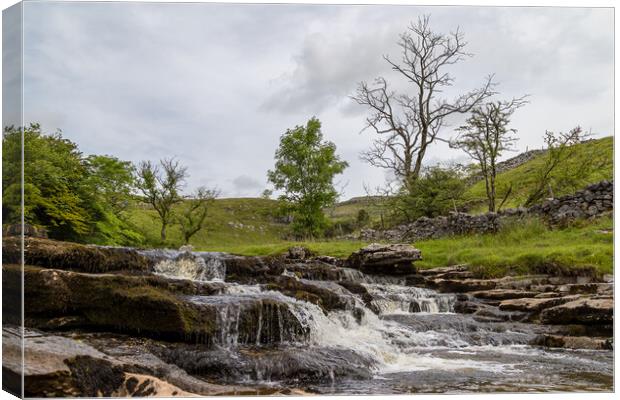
346,243,421,275
540,297,613,325
286,246,316,260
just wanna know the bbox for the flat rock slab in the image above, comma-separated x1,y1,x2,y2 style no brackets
557,283,613,295
499,295,580,313
532,334,613,350
429,278,496,293
470,289,539,301
540,297,613,325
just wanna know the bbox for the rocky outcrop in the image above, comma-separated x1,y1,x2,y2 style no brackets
540,297,613,325
3,264,306,347
345,243,420,275
3,237,150,273
3,327,300,397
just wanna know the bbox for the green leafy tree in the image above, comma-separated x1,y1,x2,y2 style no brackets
135,158,188,242
394,165,466,222
2,124,141,244
356,209,371,227
176,187,219,245
84,155,136,216
3,124,91,239
267,118,348,238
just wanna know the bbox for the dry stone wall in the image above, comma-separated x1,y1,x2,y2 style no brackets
360,180,613,242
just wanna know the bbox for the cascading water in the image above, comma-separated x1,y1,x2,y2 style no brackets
141,248,613,393
363,283,456,314
140,249,229,281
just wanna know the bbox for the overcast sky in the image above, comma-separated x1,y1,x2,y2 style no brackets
4,3,614,199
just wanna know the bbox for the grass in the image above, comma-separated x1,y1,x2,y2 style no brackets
126,197,289,249
463,136,613,212
415,215,613,277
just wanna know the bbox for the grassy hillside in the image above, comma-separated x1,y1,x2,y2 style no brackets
464,137,613,212
126,198,289,250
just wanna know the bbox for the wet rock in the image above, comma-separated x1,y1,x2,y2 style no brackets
283,262,342,281
428,278,496,293
346,243,420,275
540,297,613,325
156,345,375,384
534,292,562,298
223,256,286,284
4,327,273,397
418,265,473,279
557,283,613,295
453,300,480,314
532,334,613,350
315,255,341,266
470,289,539,301
6,265,220,344
264,275,349,313
337,280,374,309
286,246,316,260
3,237,149,274
498,296,579,313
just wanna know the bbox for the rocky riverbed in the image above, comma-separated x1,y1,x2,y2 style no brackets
2,237,614,396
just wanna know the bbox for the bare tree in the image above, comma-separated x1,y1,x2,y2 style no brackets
525,127,596,207
451,97,527,212
177,186,219,245
135,158,188,242
353,15,495,189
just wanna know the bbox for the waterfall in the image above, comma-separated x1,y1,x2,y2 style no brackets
363,283,456,315
140,249,228,281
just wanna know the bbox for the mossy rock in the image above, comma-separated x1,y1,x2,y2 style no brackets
4,264,217,344
3,237,149,273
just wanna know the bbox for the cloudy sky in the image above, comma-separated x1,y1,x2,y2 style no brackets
4,2,614,199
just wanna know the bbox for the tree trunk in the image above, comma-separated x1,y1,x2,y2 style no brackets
488,172,496,213
161,224,167,242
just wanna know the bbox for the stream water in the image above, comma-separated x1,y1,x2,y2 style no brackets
140,249,613,393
